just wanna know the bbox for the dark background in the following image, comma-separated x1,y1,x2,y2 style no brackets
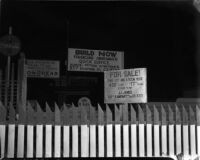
0,1,198,105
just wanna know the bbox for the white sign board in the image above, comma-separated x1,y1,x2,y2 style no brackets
26,59,60,78
104,68,147,103
67,48,124,72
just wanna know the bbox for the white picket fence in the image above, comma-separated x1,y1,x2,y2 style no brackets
0,102,200,159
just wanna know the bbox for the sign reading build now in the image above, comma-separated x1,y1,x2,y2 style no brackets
68,48,124,72
26,59,60,78
104,68,147,103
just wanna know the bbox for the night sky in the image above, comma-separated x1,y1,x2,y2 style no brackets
0,1,198,104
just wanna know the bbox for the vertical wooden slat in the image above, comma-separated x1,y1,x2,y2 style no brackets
98,104,104,157
115,104,121,157
45,125,52,158
106,104,113,157
26,102,35,158
72,104,79,157
81,105,89,157
168,104,175,156
7,124,15,158
146,104,152,157
90,105,96,157
7,104,15,158
27,125,34,158
0,125,6,158
175,104,182,155
17,125,25,158
138,104,145,157
35,101,43,158
154,105,160,157
54,103,61,158
36,125,43,158
161,105,167,156
130,104,137,157
63,126,69,157
122,103,129,157
196,105,200,155
62,103,70,157
189,105,196,156
0,101,6,158
182,105,189,156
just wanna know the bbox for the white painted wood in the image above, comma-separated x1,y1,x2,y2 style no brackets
190,125,196,156
131,124,137,157
81,125,89,157
54,125,61,158
106,124,113,157
169,125,175,156
63,126,69,157
7,124,15,158
72,125,78,157
146,124,152,157
17,125,24,158
0,125,6,158
139,124,145,157
45,125,52,158
36,125,43,158
90,125,96,157
183,125,189,156
175,125,181,155
115,124,121,157
98,125,104,157
154,124,160,156
197,126,200,155
161,125,167,156
123,124,129,157
27,125,34,158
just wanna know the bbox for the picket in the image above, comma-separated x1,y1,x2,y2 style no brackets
98,104,104,157
153,105,160,157
182,105,189,156
161,104,167,156
175,104,182,156
146,104,152,157
168,105,175,156
189,105,196,156
89,105,96,157
197,105,200,155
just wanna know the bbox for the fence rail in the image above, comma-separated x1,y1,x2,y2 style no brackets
0,101,200,159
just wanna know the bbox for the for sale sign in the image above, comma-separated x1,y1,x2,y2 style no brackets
67,48,124,72
104,68,147,103
26,59,60,78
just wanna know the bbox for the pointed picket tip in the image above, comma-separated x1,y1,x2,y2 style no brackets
153,105,159,124
0,101,6,122
175,104,181,124
45,102,53,123
138,103,144,123
61,103,69,125
122,103,129,124
106,104,112,124
36,101,44,124
182,104,188,125
146,104,152,124
8,102,15,123
161,104,167,125
130,104,137,123
27,101,35,124
90,105,96,124
168,104,174,124
189,105,195,124
54,102,61,124
196,105,200,125
80,104,88,124
115,104,121,124
98,103,104,124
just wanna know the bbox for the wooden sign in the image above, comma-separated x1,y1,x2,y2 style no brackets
68,48,124,72
104,68,147,103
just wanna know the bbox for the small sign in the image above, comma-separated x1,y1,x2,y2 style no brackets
104,68,147,104
26,59,60,78
67,48,124,72
0,34,21,56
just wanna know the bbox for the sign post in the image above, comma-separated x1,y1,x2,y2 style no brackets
0,26,21,107
104,68,147,104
